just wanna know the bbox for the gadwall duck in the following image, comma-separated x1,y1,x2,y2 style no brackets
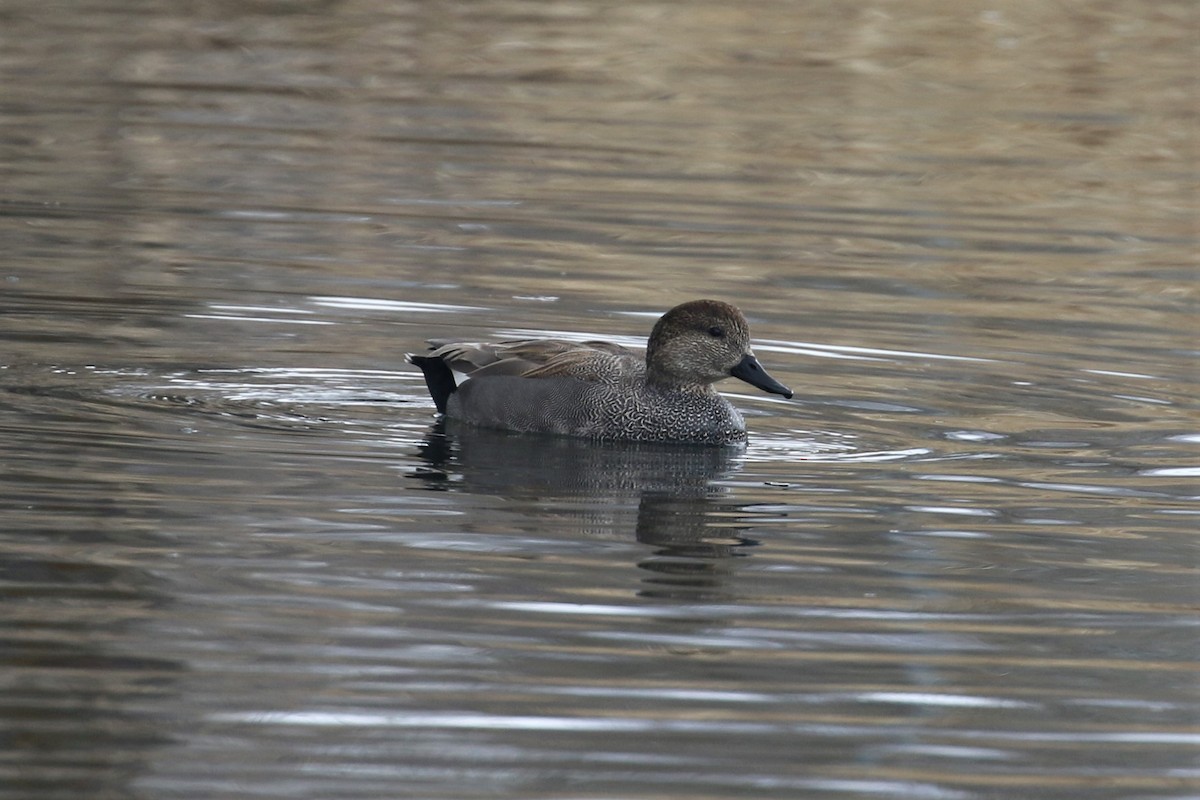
408,299,792,445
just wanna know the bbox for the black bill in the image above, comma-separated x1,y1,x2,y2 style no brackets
729,353,793,398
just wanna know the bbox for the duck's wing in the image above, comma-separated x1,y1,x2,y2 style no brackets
426,339,639,381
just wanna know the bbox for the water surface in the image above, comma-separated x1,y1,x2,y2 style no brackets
1,2,1197,799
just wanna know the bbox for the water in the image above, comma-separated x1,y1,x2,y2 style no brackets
2,2,1197,799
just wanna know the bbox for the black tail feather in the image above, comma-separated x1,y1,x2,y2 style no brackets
407,354,458,413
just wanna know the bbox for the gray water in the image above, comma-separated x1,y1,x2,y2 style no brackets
2,2,1197,799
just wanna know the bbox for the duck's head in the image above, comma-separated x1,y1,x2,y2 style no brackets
645,299,793,398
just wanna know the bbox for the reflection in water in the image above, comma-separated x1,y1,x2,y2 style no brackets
411,419,738,497
412,421,757,599
1,0,1196,797
634,493,758,600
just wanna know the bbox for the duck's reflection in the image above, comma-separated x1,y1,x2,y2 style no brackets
411,421,758,599
634,492,759,599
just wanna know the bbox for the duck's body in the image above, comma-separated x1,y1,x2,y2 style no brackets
408,300,792,445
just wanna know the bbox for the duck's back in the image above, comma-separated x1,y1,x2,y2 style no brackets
421,338,641,437
430,338,639,382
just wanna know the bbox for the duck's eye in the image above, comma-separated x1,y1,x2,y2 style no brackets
707,325,725,338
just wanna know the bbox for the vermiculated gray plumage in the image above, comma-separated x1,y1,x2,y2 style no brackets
407,300,791,445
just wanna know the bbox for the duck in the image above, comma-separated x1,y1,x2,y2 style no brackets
407,299,792,445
